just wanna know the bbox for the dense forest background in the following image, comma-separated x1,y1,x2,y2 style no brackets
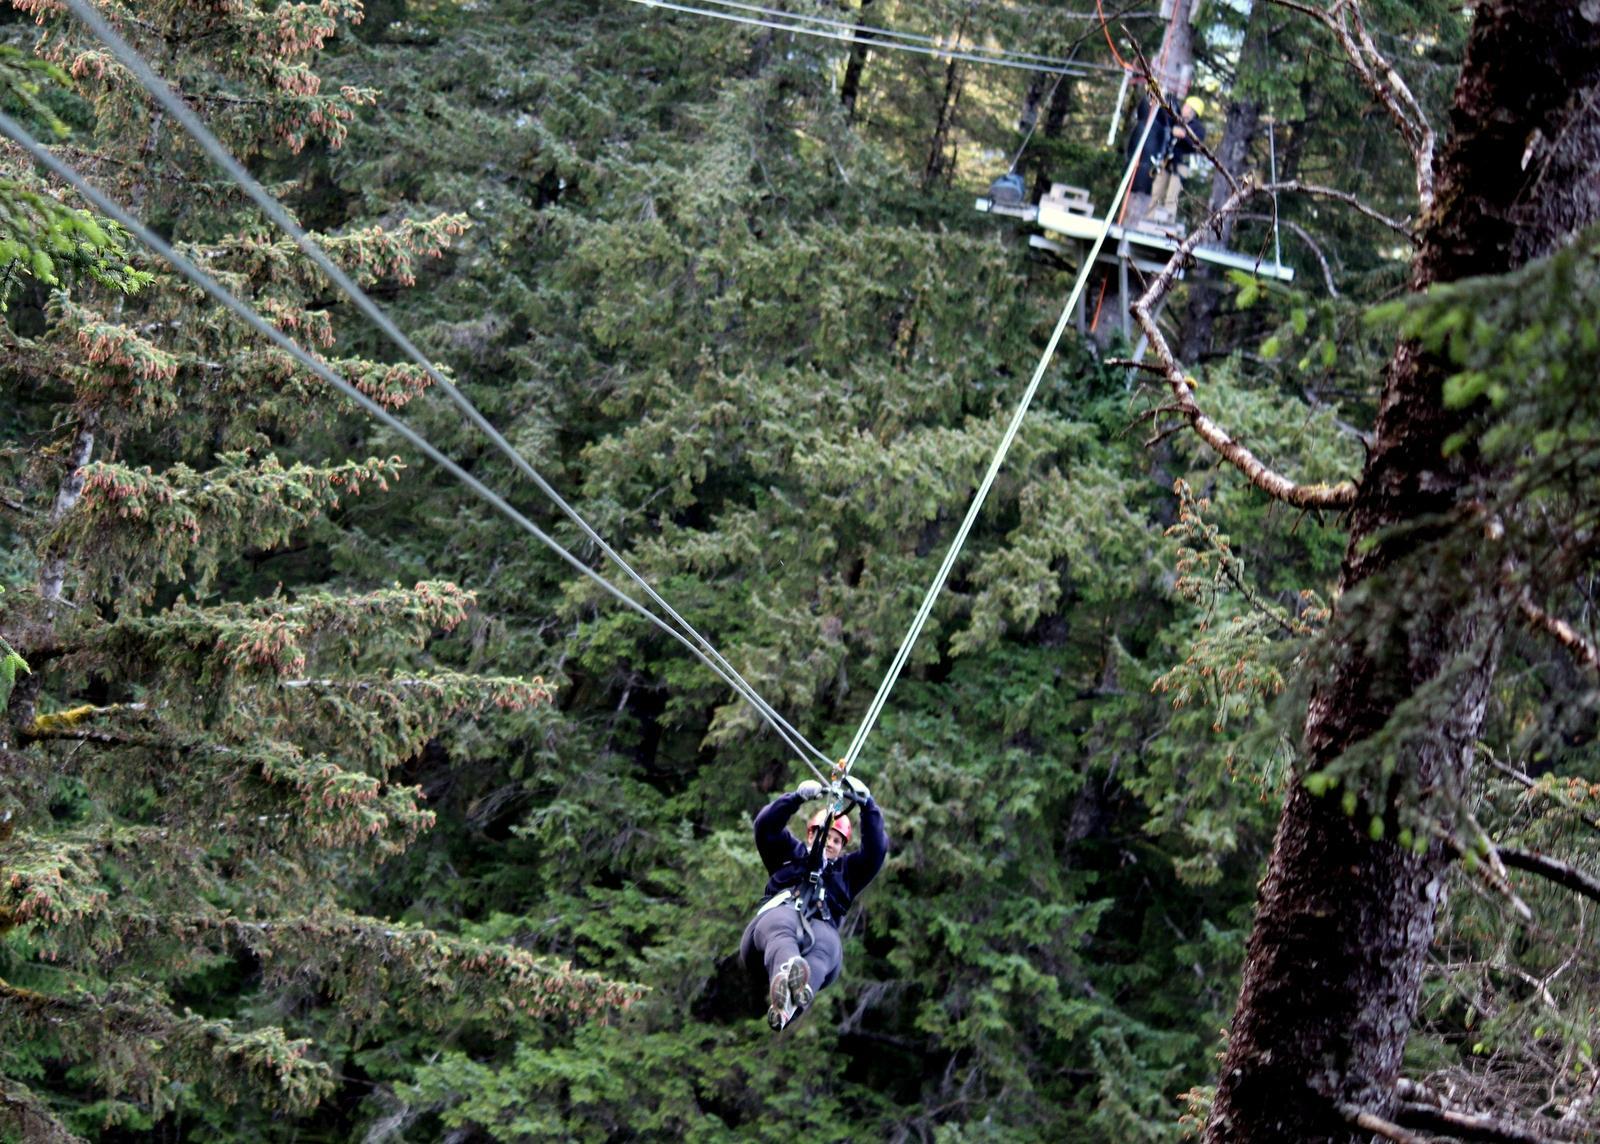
2,0,1598,1140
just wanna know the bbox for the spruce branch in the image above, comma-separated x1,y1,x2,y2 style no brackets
0,976,334,1115
1487,759,1600,834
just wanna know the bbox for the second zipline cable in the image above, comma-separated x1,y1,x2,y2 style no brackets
0,110,831,782
55,0,831,773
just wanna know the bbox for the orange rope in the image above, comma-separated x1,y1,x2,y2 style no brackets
1095,0,1131,71
1089,276,1110,333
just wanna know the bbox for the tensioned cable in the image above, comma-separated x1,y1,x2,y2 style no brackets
1005,68,1069,173
57,0,833,774
0,113,831,782
621,0,1118,78
837,104,1161,775
690,0,1124,71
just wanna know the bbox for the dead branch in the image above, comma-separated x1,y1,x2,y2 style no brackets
1143,422,1191,449
1340,1104,1429,1144
1237,212,1340,295
1300,387,1374,447
1498,846,1600,906
1265,0,1435,209
1258,180,1415,240
1516,592,1600,673
1396,1100,1575,1144
1104,357,1166,374
1131,178,1359,510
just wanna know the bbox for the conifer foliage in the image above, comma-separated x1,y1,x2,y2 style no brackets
0,1,635,1136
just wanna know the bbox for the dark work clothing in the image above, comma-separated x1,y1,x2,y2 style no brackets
742,792,888,998
1161,113,1206,169
1125,101,1206,192
1125,97,1164,195
753,791,888,921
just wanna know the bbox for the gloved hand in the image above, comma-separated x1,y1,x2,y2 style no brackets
842,775,872,807
795,780,825,801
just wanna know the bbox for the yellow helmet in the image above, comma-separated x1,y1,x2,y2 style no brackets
1183,95,1206,117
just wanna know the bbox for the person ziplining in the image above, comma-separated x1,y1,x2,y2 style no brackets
738,775,887,1031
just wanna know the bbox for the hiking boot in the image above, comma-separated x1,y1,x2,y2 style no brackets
785,956,813,1011
767,967,795,1030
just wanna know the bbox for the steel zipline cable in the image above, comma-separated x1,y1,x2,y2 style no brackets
685,0,1128,72
620,0,1119,78
34,1,1166,792
52,0,833,777
836,105,1161,777
0,111,839,781
0,111,838,781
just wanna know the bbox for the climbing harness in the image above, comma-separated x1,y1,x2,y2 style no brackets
785,767,858,954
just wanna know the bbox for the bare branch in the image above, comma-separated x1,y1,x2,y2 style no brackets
1516,592,1600,673
1237,212,1340,295
1299,387,1373,447
1396,1099,1576,1144
1498,846,1600,906
1345,4,1436,208
1131,178,1358,510
1258,180,1416,240
1340,1104,1430,1144
1267,0,1435,209
1104,357,1166,375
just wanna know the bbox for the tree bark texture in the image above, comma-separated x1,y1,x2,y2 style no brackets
1206,5,1600,1142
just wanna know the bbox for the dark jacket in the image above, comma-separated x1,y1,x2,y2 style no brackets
753,791,888,922
1161,112,1206,168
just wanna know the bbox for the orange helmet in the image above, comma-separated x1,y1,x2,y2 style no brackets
807,809,851,844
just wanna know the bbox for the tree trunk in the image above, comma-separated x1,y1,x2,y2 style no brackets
840,0,874,120
1179,96,1259,361
1206,5,1600,1142
1024,75,1074,201
921,60,965,190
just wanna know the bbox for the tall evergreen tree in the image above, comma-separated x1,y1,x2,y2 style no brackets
0,2,635,1136
1187,2,1600,1140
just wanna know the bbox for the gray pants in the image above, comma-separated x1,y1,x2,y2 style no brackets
739,902,843,994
